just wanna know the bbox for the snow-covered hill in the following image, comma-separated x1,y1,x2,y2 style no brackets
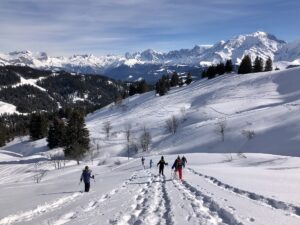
1,31,299,82
85,66,300,157
1,67,300,225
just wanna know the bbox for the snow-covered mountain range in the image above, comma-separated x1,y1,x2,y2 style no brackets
1,31,300,82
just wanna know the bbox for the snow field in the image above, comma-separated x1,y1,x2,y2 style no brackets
0,154,299,225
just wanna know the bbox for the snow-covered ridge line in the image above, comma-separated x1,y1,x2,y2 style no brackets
0,31,299,79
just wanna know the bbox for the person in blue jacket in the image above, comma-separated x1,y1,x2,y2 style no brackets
80,166,94,192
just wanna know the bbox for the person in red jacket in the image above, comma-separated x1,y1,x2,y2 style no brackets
172,156,183,180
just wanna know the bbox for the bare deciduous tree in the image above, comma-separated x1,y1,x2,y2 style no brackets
180,107,187,122
124,124,132,159
50,153,65,169
140,127,152,152
103,121,112,139
90,138,102,164
215,119,227,142
165,115,179,134
33,162,47,183
124,124,132,143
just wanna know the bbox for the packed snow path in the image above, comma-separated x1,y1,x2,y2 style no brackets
0,154,300,225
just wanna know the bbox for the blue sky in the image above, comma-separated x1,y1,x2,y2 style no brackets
0,0,299,56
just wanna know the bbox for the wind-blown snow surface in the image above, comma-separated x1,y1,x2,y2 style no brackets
1,68,300,225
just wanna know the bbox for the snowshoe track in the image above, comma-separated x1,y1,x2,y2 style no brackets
44,172,139,225
0,192,82,225
188,168,300,217
173,179,243,225
110,172,174,225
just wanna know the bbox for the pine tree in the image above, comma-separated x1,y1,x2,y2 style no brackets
47,117,66,149
64,111,90,164
253,56,264,73
207,65,216,79
170,72,179,87
216,63,225,75
155,76,168,96
0,122,7,147
225,60,233,73
265,57,273,72
129,83,137,96
137,80,149,93
165,75,170,91
185,72,192,85
201,70,207,78
29,113,48,141
238,55,252,74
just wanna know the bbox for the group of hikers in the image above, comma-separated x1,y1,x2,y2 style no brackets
156,155,187,180
80,155,187,192
142,155,187,180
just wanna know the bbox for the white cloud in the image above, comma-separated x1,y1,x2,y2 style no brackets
0,0,298,55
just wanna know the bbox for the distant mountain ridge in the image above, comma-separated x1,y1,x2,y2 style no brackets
0,31,299,82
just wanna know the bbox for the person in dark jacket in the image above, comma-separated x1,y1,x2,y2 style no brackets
157,156,168,176
172,156,183,180
80,166,94,192
182,156,187,168
141,157,145,169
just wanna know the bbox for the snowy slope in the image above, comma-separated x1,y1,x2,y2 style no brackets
86,67,300,157
0,101,18,115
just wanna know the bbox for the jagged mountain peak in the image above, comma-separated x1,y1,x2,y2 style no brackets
0,31,299,82
199,31,286,64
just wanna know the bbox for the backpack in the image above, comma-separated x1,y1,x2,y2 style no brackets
176,159,182,168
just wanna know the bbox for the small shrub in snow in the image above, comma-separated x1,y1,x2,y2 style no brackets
103,121,112,139
140,127,152,152
165,115,179,134
242,129,255,141
33,162,47,183
114,160,121,165
237,152,247,159
180,107,187,122
33,170,47,183
49,153,65,169
111,132,118,138
129,141,139,155
98,159,106,166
